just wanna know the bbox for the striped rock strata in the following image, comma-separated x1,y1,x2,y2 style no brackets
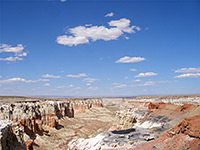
0,99,103,149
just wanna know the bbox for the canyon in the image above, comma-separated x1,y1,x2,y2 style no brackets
0,95,200,150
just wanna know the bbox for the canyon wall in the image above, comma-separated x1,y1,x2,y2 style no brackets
69,99,200,150
0,99,103,149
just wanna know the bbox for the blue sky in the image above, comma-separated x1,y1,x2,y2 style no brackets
0,0,200,96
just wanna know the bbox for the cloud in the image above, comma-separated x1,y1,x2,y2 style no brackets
0,44,24,53
15,52,27,57
115,56,145,63
113,83,127,88
132,79,141,82
105,12,114,17
135,26,141,31
86,83,91,86
74,87,81,90
129,68,137,71
88,87,99,90
67,84,74,88
85,24,92,27
56,35,89,46
42,74,61,78
66,73,87,78
134,81,155,87
0,44,27,61
27,79,49,83
83,78,98,83
61,0,66,2
175,68,200,73
174,73,200,78
0,78,49,84
0,57,23,62
109,18,140,33
124,76,128,79
0,76,2,78
56,18,140,46
135,72,158,77
43,83,50,86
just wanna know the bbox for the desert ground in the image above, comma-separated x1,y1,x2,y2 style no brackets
0,95,200,150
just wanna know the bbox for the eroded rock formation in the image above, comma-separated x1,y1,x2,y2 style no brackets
135,114,200,150
68,100,200,150
0,99,103,149
0,120,26,150
1,96,200,150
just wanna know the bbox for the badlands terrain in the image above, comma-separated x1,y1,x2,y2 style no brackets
0,95,200,150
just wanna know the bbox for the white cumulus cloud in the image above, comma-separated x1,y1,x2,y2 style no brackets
135,72,158,77
134,81,155,87
0,44,24,53
42,74,61,78
67,84,74,88
129,68,137,71
0,44,27,62
175,67,200,73
86,83,91,86
66,73,87,78
56,18,140,46
115,56,145,63
109,18,139,33
105,12,114,17
113,83,127,88
0,57,23,62
16,52,27,57
0,78,49,84
43,83,50,86
174,73,200,78
132,79,141,82
56,35,89,46
85,24,92,27
83,78,98,83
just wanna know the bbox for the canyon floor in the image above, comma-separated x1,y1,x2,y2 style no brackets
35,106,118,150
0,95,200,150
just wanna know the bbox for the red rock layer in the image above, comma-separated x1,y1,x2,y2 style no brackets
134,114,200,150
25,140,33,150
171,114,200,138
0,100,103,150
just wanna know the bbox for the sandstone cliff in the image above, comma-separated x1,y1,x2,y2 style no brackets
0,99,103,149
68,101,200,150
0,120,26,150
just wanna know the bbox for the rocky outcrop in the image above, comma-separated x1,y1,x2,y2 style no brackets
127,96,200,105
68,101,200,150
0,120,26,150
25,140,33,150
135,114,200,150
171,114,200,138
68,128,154,150
0,99,103,149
